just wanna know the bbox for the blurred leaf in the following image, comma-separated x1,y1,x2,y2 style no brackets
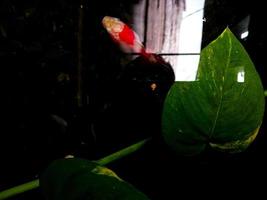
40,158,150,200
162,28,265,155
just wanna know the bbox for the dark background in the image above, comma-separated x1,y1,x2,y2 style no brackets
0,0,266,199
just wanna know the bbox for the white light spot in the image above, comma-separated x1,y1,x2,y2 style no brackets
178,129,183,134
237,70,245,82
241,31,249,39
65,155,75,159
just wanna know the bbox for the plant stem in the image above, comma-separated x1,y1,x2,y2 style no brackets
97,138,151,166
264,90,267,97
0,180,39,200
0,138,151,200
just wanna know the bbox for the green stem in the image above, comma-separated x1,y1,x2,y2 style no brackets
0,138,151,200
0,180,39,200
264,90,267,97
97,138,151,166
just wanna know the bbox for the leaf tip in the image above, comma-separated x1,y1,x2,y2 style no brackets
221,27,233,37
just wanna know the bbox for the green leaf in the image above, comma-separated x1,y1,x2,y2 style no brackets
162,28,265,155
40,158,150,200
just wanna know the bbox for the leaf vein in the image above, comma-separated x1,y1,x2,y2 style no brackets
209,33,232,138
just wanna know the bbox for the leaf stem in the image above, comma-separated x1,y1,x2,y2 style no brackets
264,90,267,97
0,138,151,200
0,180,39,200
96,138,151,166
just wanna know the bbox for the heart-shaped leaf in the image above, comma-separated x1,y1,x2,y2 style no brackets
162,28,265,155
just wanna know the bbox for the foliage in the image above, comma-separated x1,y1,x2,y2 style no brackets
162,28,265,155
40,158,150,200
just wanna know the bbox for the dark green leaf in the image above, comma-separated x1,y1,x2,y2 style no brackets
162,28,265,155
40,158,150,200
